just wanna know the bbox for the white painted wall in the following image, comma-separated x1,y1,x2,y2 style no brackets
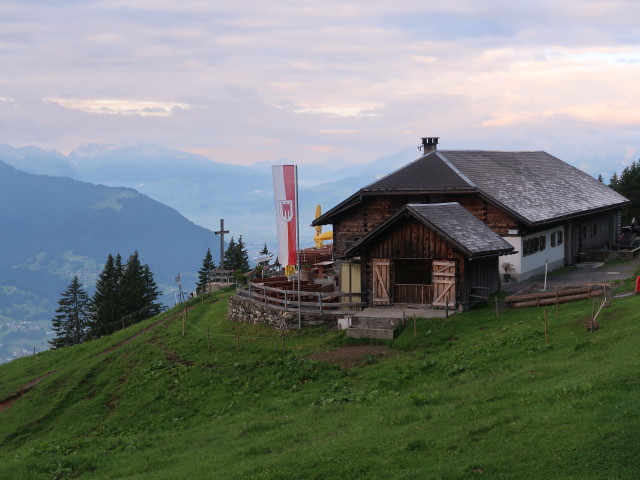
500,226,566,280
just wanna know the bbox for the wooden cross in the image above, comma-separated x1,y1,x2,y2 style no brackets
215,218,229,271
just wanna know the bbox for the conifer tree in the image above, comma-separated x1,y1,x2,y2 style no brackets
142,264,163,318
224,235,250,273
609,161,640,222
196,248,216,293
88,254,122,338
120,251,162,325
49,276,90,348
224,237,237,271
235,235,250,273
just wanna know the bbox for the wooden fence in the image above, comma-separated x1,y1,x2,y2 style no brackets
235,282,367,312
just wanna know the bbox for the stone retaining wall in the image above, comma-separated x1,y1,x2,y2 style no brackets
228,295,340,330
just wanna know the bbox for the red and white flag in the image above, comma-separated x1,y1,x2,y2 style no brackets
272,165,298,267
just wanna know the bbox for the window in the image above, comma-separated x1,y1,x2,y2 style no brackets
551,232,556,248
558,230,564,245
523,236,544,256
591,223,598,237
581,224,587,239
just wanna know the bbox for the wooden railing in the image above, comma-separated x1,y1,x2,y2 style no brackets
394,284,432,304
235,282,367,312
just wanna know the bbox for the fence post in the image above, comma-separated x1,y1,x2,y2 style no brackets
280,329,285,352
183,304,187,337
445,295,449,319
413,315,417,339
556,291,559,319
544,308,548,344
495,296,499,318
319,292,323,311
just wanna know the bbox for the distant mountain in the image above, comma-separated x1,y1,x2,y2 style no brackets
0,160,218,363
0,144,79,178
0,143,419,255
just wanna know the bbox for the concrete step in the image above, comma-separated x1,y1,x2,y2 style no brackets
350,316,403,329
346,326,395,340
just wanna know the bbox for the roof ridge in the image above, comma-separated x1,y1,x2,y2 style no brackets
436,152,476,188
359,150,434,190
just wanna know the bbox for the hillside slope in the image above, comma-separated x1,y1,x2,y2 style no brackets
0,160,217,362
0,288,638,479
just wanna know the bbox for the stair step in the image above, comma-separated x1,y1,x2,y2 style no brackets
346,326,395,340
350,316,403,329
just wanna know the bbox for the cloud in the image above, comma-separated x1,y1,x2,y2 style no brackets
44,98,195,117
0,0,639,176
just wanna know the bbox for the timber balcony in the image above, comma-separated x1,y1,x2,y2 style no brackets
235,276,366,312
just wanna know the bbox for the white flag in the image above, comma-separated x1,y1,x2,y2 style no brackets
272,165,298,266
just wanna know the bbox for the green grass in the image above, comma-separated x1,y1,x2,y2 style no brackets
1,288,639,479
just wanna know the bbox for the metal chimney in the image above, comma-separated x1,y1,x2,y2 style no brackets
421,137,439,153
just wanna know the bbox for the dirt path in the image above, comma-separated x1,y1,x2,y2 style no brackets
307,345,394,368
0,372,55,413
0,309,186,414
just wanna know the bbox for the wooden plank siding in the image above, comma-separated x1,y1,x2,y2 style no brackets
360,217,468,306
463,256,501,305
332,193,518,258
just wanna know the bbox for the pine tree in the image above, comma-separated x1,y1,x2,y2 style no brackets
609,172,619,189
196,248,216,293
142,264,162,318
235,235,250,273
120,250,145,322
597,173,604,183
224,237,237,271
49,276,90,348
610,161,640,222
88,254,123,338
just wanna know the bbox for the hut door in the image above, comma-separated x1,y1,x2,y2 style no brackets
372,259,391,305
432,260,456,308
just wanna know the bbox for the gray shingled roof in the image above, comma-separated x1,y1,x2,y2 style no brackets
440,150,628,224
315,149,629,227
345,203,514,259
366,151,473,191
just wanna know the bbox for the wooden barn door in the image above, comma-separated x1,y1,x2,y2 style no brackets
432,260,456,308
372,259,391,305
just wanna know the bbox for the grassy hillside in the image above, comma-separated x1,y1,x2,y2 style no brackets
0,287,639,479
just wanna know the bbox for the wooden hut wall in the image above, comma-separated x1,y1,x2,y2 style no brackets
359,217,465,306
332,193,519,258
578,211,619,251
462,256,501,305
365,217,462,260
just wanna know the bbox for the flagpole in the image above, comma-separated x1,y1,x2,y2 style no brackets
296,165,301,329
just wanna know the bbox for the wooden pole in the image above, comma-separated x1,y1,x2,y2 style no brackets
281,329,285,352
413,315,417,339
555,291,559,319
495,296,499,318
445,295,449,319
544,308,549,344
183,304,187,337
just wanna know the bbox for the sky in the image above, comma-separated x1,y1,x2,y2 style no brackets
1,0,640,179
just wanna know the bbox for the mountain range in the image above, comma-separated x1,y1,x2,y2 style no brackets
0,160,218,362
0,143,417,248
0,142,418,362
